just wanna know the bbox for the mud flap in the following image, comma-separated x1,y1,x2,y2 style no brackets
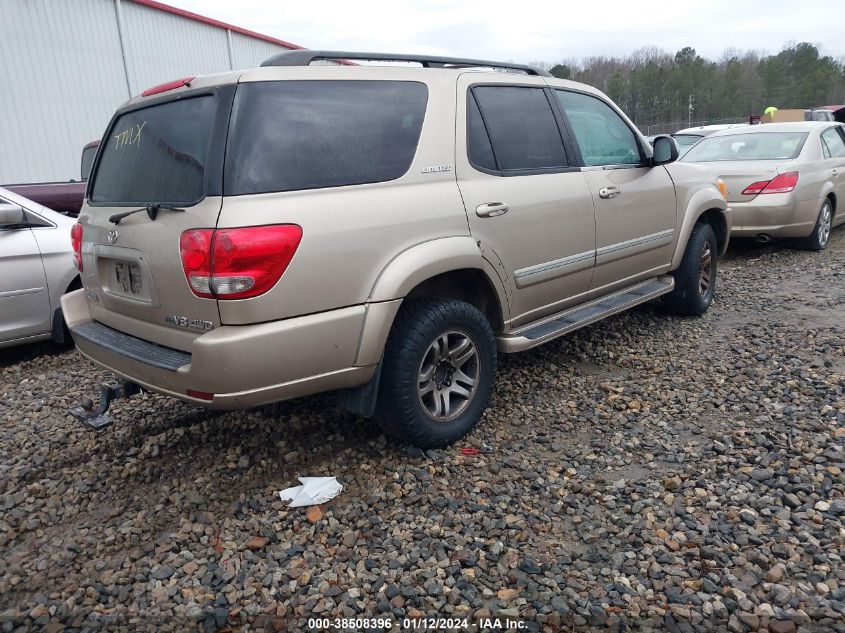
338,359,383,418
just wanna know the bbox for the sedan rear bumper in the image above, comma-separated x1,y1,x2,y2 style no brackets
61,289,376,409
730,194,822,238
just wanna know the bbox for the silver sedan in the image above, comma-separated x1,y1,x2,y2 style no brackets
680,121,845,250
0,186,80,348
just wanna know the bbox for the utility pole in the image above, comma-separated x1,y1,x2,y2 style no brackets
688,94,695,128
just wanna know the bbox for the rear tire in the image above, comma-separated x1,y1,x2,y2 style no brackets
799,198,833,252
376,299,497,448
665,222,717,316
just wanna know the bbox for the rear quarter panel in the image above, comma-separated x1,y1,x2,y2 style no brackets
216,70,470,325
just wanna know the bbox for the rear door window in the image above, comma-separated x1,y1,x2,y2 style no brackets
470,86,568,172
225,81,427,195
91,96,216,205
555,90,643,166
821,127,845,158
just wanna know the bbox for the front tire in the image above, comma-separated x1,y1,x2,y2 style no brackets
665,222,717,316
800,198,833,251
376,299,497,448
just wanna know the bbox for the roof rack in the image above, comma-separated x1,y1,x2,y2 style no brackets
260,50,551,77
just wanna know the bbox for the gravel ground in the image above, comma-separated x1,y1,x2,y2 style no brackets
1,230,844,633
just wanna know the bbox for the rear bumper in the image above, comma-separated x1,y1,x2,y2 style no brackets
61,289,378,409
731,194,821,238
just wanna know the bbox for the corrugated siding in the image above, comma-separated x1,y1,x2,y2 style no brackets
120,1,230,94
0,0,128,183
0,0,311,184
229,31,291,70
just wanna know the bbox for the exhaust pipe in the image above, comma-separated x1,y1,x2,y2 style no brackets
756,234,773,244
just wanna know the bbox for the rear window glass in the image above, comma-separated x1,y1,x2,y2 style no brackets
91,96,215,205
682,132,808,162
672,134,702,149
225,81,427,195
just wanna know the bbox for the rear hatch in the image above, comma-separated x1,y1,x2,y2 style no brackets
80,86,234,351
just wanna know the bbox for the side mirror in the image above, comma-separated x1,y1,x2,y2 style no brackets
652,135,679,165
0,203,25,227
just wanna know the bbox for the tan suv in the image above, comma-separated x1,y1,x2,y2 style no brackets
63,51,731,447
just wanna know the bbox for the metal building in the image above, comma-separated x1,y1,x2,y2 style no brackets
0,0,309,184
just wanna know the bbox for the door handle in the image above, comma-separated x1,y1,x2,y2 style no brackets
833,169,839,177
476,202,509,218
598,186,621,199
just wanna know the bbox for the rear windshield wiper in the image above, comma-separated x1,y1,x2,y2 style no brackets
108,204,185,225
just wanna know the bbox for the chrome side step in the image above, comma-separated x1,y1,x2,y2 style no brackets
497,275,674,353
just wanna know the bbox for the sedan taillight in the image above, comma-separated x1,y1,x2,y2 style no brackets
742,171,799,195
71,223,83,272
179,225,302,300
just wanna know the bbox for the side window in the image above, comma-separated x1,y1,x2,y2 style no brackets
821,128,845,158
470,86,568,172
225,81,427,195
555,90,643,166
467,93,496,171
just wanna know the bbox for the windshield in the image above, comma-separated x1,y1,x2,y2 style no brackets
682,132,808,162
90,95,216,205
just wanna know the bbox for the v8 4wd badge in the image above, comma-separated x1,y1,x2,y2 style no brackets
165,315,214,331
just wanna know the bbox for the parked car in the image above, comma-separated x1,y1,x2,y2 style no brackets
5,180,86,216
62,50,730,447
80,140,101,182
672,124,749,155
5,140,100,216
0,186,80,348
818,105,845,124
680,121,845,250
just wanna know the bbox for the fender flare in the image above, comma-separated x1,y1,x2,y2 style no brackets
356,237,510,367
368,236,486,302
671,188,729,269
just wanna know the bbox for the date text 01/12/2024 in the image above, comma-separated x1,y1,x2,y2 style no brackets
306,617,528,630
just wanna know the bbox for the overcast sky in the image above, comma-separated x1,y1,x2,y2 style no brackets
173,0,845,64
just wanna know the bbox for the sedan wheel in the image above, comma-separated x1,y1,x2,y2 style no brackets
818,202,832,248
802,199,833,251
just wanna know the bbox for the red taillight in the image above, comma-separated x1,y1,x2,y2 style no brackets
71,223,83,272
742,171,799,196
141,76,196,97
179,225,302,300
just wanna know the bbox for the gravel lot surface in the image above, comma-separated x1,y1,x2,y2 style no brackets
1,231,844,633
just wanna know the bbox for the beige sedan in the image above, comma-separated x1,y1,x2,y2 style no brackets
681,121,845,250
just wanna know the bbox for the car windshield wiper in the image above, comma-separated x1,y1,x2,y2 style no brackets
108,204,185,225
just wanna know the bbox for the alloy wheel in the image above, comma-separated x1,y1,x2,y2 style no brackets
819,202,832,247
698,241,713,297
417,330,480,422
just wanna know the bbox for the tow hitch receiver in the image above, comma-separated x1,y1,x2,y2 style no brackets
70,381,141,430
